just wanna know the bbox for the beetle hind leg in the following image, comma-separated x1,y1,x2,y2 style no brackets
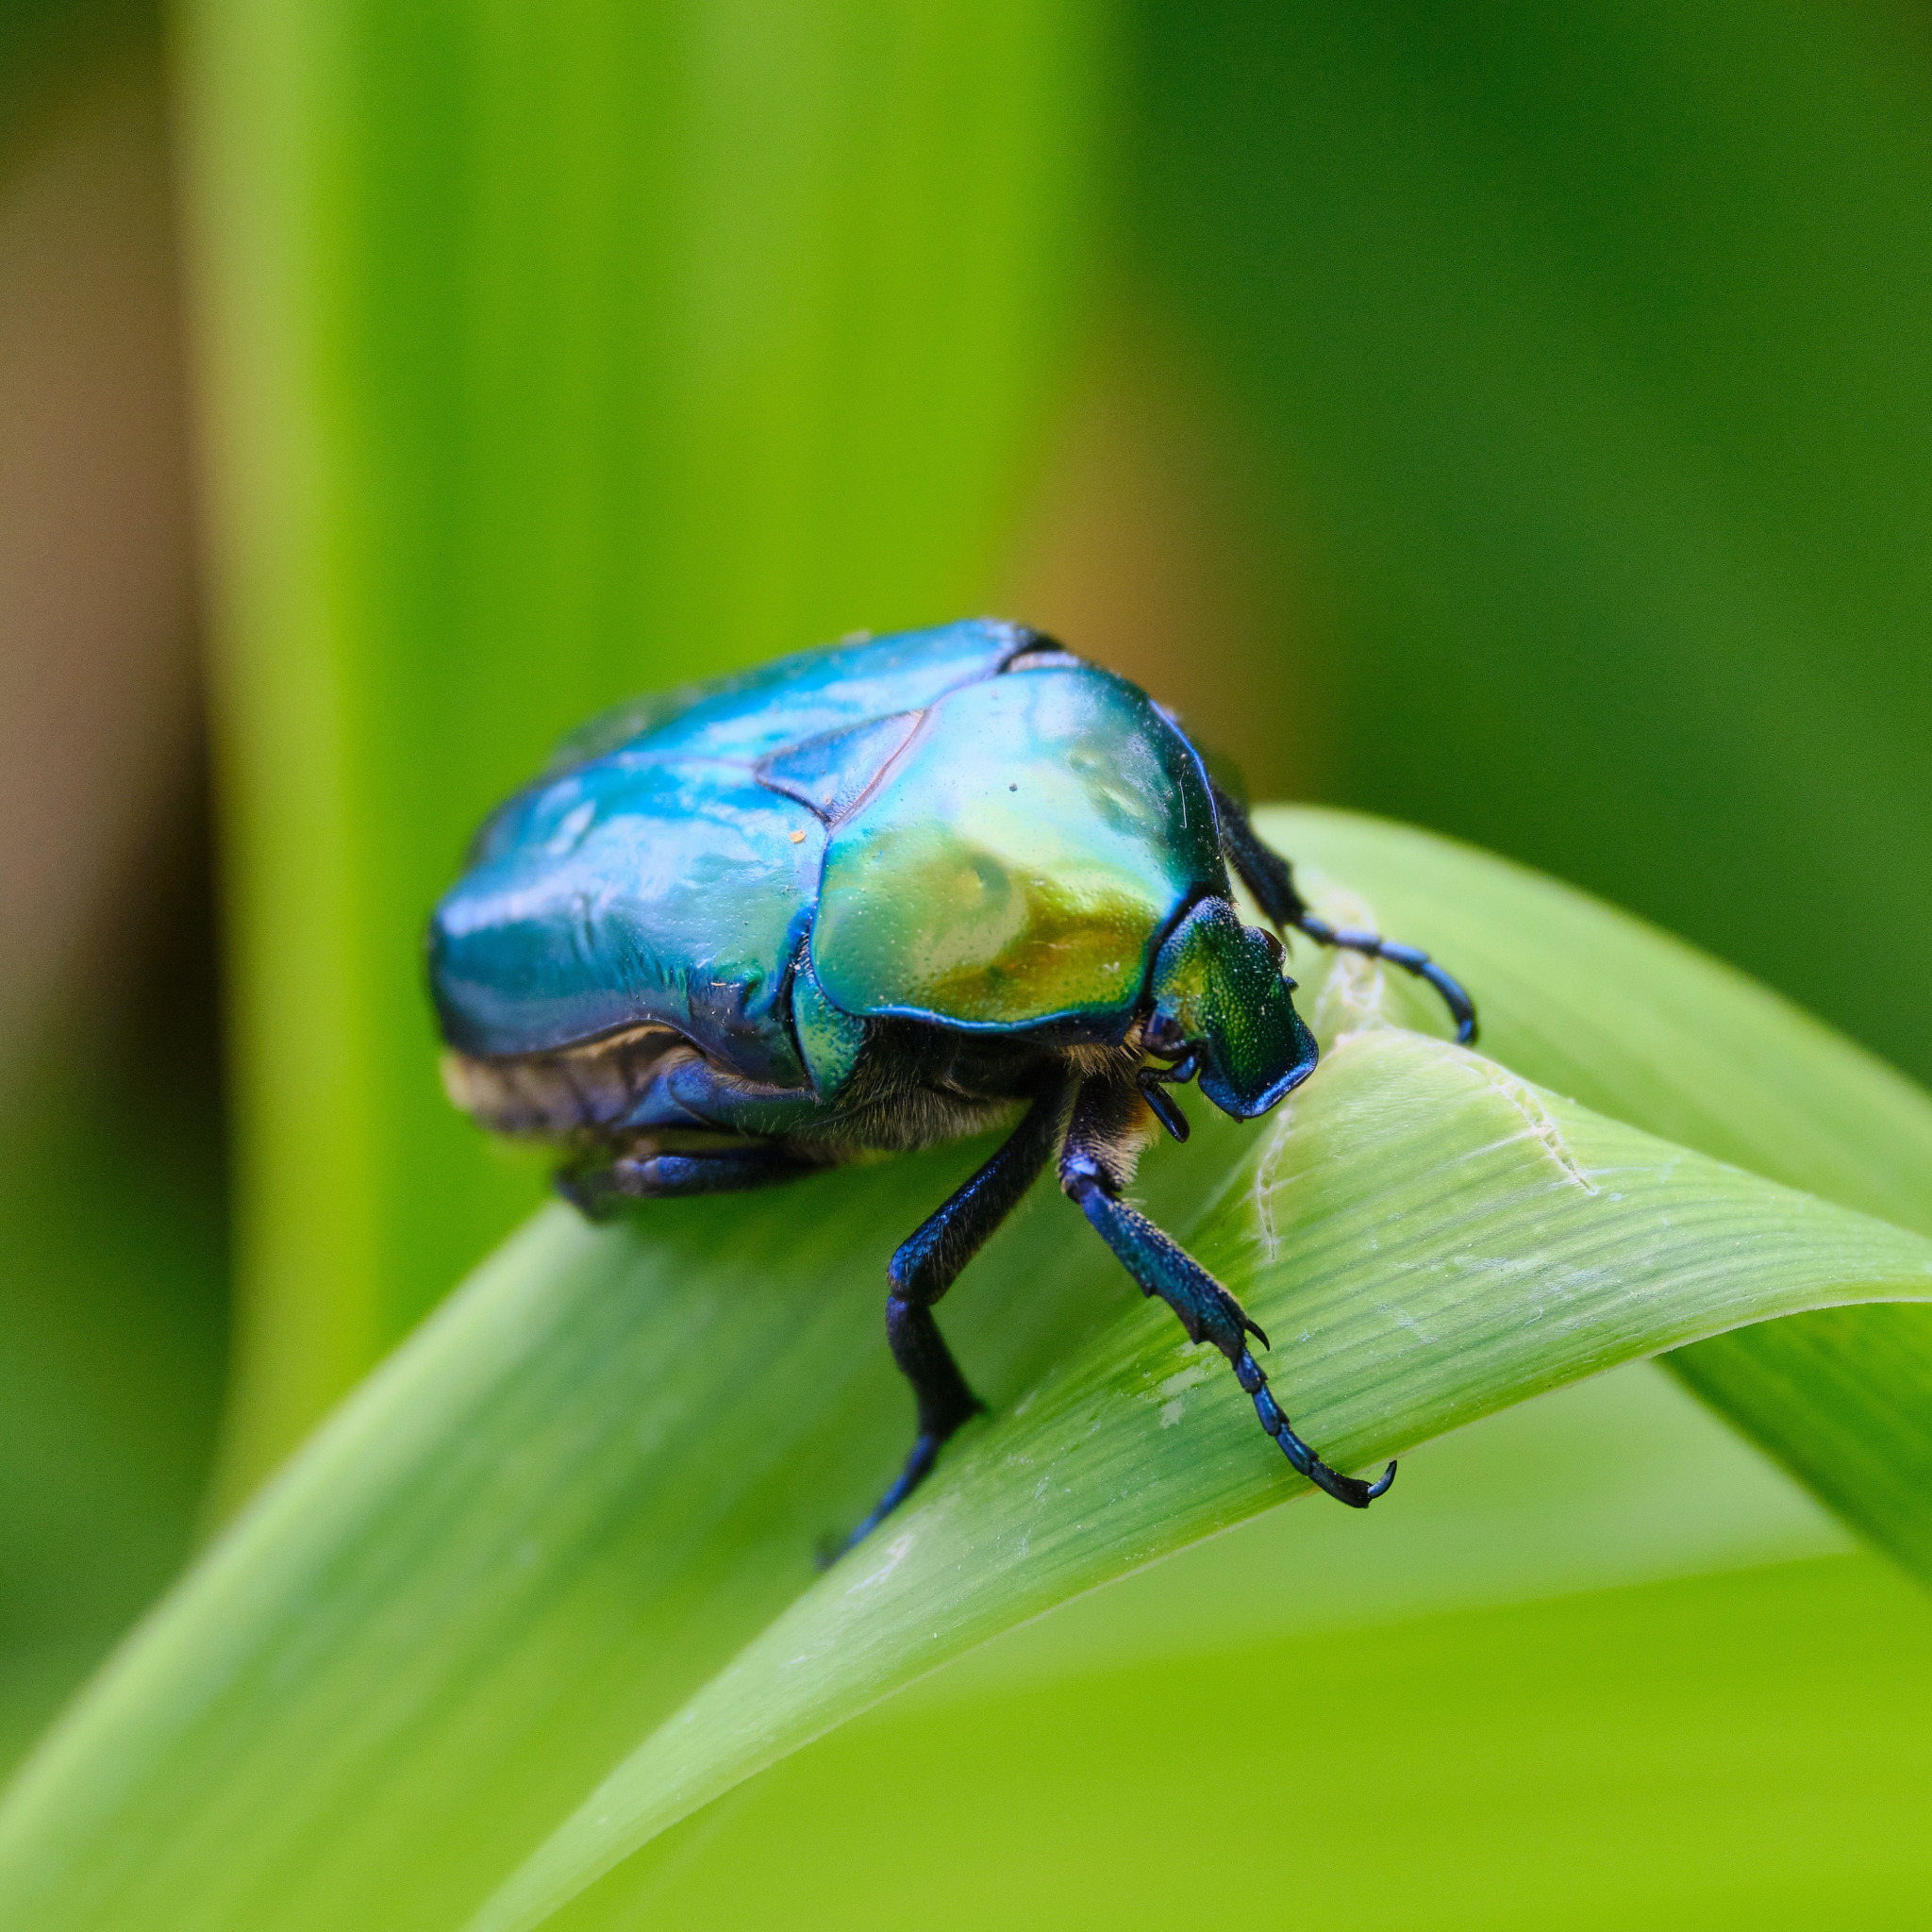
825,1074,1077,1563
555,1136,822,1221
1059,1073,1395,1509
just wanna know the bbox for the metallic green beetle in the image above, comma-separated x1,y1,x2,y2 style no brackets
429,620,1475,1550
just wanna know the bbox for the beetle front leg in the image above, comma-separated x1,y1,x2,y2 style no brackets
827,1074,1077,1561
1058,1073,1395,1508
1291,913,1478,1047
1210,782,1477,1046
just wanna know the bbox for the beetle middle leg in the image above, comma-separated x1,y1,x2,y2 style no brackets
1210,783,1477,1045
1058,1071,1396,1508
829,1072,1078,1560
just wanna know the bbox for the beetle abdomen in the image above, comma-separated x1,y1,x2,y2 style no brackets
440,1025,689,1139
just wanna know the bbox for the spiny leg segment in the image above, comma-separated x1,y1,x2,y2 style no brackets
1211,783,1477,1046
1058,1072,1395,1508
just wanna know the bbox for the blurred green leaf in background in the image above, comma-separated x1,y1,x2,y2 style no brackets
5,0,1932,1927
0,0,228,1771
1124,0,1932,1089
185,0,1112,1493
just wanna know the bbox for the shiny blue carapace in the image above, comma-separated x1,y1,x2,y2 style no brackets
429,619,1475,1549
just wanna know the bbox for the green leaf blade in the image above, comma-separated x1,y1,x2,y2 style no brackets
0,1134,1174,1932
1267,808,1932,1229
6,811,1931,1931
1265,807,1932,1581
476,1026,1932,1931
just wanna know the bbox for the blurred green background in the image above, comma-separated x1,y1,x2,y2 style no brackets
3,0,1930,1922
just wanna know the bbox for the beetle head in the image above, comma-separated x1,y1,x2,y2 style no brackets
1146,896,1318,1119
